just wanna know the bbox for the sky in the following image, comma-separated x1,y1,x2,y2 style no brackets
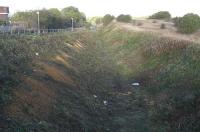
0,0,200,18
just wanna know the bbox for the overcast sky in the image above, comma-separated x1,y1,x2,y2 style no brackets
0,0,200,17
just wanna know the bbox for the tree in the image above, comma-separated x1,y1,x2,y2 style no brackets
102,14,115,26
11,6,86,29
0,20,6,25
11,11,37,28
37,9,51,29
88,17,102,25
116,14,132,23
61,6,86,28
177,13,200,34
47,8,64,29
149,11,171,20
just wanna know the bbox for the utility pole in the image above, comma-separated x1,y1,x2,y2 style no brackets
37,11,40,34
71,17,74,32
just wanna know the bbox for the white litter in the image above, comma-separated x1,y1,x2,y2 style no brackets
93,95,97,98
132,83,140,86
38,121,42,125
35,53,39,56
103,101,108,105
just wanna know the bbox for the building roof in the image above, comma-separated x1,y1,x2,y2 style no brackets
0,6,9,14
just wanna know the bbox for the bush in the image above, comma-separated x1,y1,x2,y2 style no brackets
137,22,143,26
0,20,6,25
177,13,200,34
84,22,92,29
172,17,181,27
102,14,115,26
149,11,171,20
116,14,132,23
160,23,166,29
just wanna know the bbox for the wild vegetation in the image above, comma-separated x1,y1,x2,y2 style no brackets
116,14,132,23
149,11,171,20
102,14,115,26
11,6,86,29
0,20,7,25
160,23,166,29
176,13,200,34
1,23,200,131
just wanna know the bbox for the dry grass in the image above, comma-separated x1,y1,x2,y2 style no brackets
6,76,56,119
143,38,190,56
40,63,75,86
116,20,200,42
65,40,84,53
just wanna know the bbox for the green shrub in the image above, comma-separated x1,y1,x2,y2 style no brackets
0,20,6,25
172,17,181,27
177,13,200,34
116,14,132,23
102,14,115,26
84,22,92,29
160,23,166,29
149,11,171,20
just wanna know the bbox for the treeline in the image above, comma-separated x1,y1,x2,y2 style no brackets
96,11,200,34
93,14,132,26
5,7,200,34
11,6,86,29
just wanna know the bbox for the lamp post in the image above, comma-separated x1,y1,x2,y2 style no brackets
9,20,12,35
36,11,40,34
71,17,74,32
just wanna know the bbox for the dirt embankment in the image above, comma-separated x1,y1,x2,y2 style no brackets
115,20,200,43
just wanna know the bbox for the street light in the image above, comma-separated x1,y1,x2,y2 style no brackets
71,17,74,32
9,20,12,35
37,11,40,34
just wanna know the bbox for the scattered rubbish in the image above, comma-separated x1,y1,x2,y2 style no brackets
35,52,39,56
103,101,108,105
38,121,42,125
93,95,97,98
132,83,140,86
127,91,132,95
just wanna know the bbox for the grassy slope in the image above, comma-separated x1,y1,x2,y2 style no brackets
0,26,200,132
103,26,200,131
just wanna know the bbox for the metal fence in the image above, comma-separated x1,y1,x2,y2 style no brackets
0,27,86,35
